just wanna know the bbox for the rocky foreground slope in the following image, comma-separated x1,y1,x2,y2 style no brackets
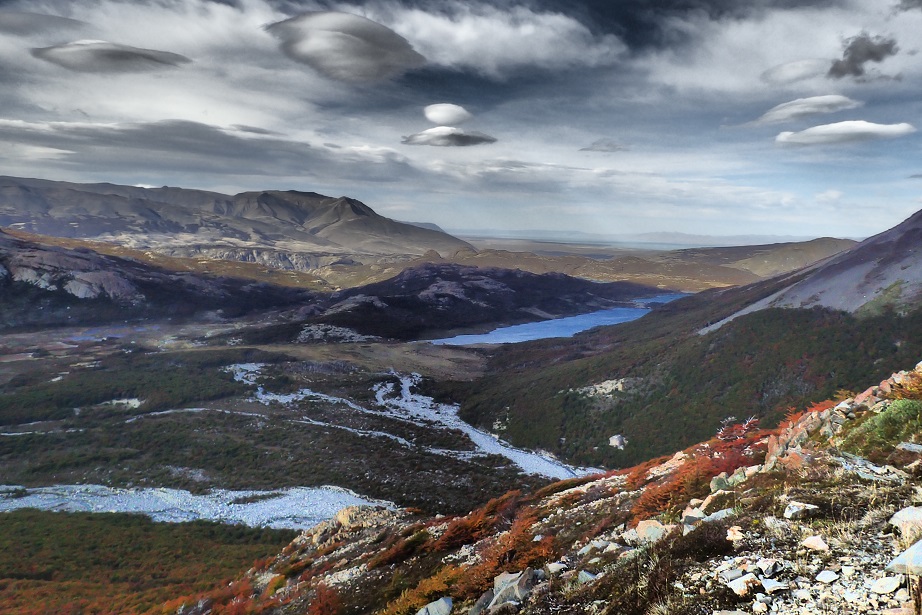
167,361,922,615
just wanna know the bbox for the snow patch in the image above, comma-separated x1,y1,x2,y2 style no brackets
0,484,391,529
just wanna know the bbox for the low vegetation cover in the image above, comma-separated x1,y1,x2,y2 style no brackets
0,510,296,615
160,358,922,615
446,297,922,468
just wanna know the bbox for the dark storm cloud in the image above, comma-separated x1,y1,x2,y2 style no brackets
828,32,899,79
579,138,628,152
0,119,417,182
0,10,85,35
896,0,922,10
329,0,841,50
31,41,192,73
266,11,425,82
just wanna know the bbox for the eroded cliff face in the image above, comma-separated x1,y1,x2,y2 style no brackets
169,360,922,615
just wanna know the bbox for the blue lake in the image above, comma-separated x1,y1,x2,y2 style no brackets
430,293,688,346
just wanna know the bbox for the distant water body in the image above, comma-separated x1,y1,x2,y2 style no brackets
430,293,688,346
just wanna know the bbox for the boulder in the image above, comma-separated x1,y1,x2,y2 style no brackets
710,472,730,492
417,596,452,615
888,539,922,575
636,520,667,543
544,562,568,576
577,570,597,584
468,589,494,615
488,568,535,611
815,570,839,584
890,507,922,541
783,501,819,520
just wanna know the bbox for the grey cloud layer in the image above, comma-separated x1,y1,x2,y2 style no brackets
0,10,85,35
266,11,425,82
828,32,898,79
0,119,417,182
31,41,192,73
760,59,831,85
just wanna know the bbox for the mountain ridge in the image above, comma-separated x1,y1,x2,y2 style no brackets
0,176,473,260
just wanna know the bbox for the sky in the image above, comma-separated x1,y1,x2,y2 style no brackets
0,0,920,239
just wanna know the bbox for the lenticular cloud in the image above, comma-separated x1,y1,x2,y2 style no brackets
753,95,863,125
424,104,473,126
776,121,916,146
267,11,426,83
402,126,497,147
31,40,191,73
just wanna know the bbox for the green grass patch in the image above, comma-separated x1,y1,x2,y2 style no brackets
839,399,922,462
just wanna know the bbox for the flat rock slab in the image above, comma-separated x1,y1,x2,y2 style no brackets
872,576,903,594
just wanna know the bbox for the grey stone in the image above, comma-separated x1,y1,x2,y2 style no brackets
726,573,760,596
468,590,493,615
488,568,535,610
703,508,736,523
577,570,597,584
417,596,452,615
494,571,521,593
719,568,745,583
619,528,640,545
888,539,922,575
756,558,783,578
760,578,788,594
636,519,667,543
727,467,748,487
783,501,819,520
815,570,839,584
545,562,568,576
710,472,730,492
898,442,922,454
871,576,903,594
890,507,922,540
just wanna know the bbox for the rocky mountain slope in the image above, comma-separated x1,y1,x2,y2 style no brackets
0,228,318,328
0,176,472,264
0,228,663,337
702,209,922,332
164,359,922,615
